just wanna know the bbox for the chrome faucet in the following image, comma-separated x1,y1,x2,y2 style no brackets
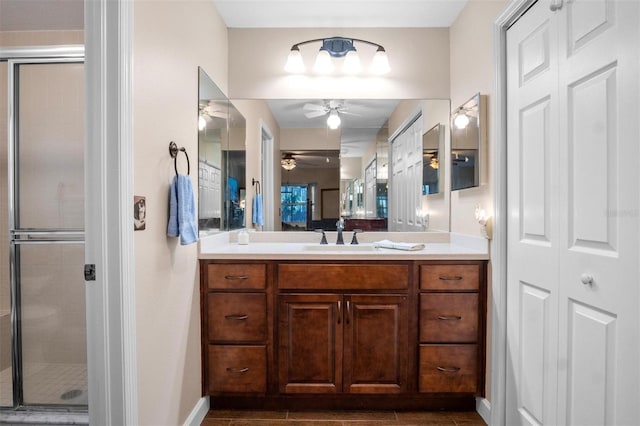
336,217,345,245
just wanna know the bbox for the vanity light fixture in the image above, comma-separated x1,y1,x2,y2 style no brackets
284,36,390,75
281,153,297,171
453,111,470,129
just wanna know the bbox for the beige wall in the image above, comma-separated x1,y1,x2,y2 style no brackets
449,0,508,237
133,1,228,424
449,0,509,400
229,28,450,99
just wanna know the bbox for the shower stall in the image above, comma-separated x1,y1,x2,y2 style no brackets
0,47,87,411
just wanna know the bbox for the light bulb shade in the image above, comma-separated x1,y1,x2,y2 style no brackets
281,158,296,170
343,50,362,74
454,112,470,129
327,110,341,129
313,49,335,74
284,47,305,73
370,48,391,75
198,115,206,131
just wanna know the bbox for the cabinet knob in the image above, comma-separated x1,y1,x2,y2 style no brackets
580,273,594,286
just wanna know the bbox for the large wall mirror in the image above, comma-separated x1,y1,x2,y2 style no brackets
266,98,450,232
198,67,246,236
451,93,482,191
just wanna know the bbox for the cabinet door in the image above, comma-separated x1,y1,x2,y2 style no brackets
278,294,343,394
343,295,408,394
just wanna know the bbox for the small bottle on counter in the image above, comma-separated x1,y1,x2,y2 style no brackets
238,229,249,245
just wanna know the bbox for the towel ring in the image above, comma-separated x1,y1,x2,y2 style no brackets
169,141,190,176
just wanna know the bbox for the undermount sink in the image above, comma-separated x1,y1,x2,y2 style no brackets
303,244,377,252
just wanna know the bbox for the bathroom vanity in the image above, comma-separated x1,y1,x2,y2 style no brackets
199,233,488,410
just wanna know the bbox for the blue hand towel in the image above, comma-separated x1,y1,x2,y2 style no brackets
252,194,263,227
167,174,198,245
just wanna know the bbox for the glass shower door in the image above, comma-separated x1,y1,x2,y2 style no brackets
8,60,86,408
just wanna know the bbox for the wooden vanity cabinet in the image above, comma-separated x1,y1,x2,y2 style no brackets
200,258,487,410
200,262,271,396
418,262,486,395
278,293,408,395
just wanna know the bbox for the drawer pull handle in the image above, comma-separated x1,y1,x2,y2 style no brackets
226,367,249,374
225,314,249,321
437,366,461,373
439,276,463,281
437,315,462,321
337,301,342,324
224,275,249,280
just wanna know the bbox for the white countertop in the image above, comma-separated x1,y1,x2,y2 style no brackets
199,231,489,261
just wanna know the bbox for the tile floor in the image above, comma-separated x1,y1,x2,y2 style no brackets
202,409,487,425
0,363,88,407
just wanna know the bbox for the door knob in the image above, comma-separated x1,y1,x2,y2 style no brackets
580,273,594,286
550,0,564,12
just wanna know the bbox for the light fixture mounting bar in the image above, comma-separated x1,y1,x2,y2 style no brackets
290,36,386,57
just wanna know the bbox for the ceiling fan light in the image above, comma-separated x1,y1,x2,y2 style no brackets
313,49,335,74
198,115,207,131
327,110,341,129
284,46,305,73
343,50,362,74
454,112,470,129
370,47,390,75
281,154,297,171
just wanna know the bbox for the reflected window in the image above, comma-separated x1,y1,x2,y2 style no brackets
281,185,309,230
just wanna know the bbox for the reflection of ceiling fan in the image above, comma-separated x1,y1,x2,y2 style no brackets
281,151,340,170
198,101,226,130
302,100,359,129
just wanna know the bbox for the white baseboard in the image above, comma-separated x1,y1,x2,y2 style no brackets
476,397,491,425
183,396,210,426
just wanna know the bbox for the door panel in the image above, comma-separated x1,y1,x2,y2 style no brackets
18,242,86,405
278,294,342,394
506,2,559,424
557,0,639,424
17,63,84,231
508,0,639,425
343,295,408,394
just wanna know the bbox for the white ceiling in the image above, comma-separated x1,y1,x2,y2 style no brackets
212,0,468,28
268,99,399,159
0,0,468,32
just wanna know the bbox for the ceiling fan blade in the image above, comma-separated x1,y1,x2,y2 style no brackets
303,103,327,111
339,110,361,116
305,110,328,118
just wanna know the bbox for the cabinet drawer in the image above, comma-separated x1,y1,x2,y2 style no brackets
419,345,478,393
208,293,266,342
278,264,408,290
420,264,479,291
207,264,266,289
208,345,266,394
420,294,478,343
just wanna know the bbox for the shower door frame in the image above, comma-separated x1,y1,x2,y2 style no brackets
3,47,86,412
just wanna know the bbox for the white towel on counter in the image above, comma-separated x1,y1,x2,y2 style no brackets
373,239,425,251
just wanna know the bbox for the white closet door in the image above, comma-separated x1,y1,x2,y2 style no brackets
507,1,640,425
506,2,561,424
389,117,423,232
556,0,639,424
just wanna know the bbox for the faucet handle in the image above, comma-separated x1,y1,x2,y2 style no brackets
314,229,328,245
350,229,363,245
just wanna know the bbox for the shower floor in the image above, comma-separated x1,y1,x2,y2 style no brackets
0,362,87,407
